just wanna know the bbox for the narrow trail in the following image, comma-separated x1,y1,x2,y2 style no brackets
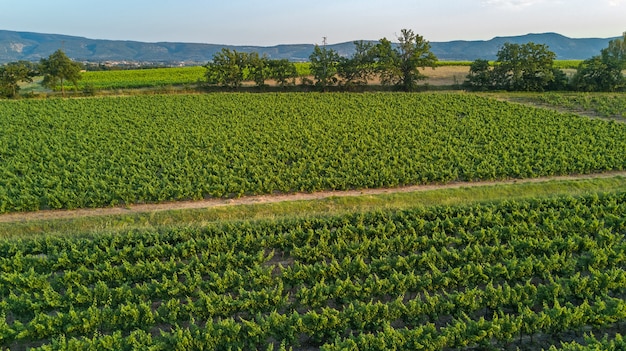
1,171,625,224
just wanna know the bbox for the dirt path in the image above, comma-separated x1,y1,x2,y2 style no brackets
1,171,625,224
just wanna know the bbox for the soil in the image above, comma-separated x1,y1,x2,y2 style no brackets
1,171,624,224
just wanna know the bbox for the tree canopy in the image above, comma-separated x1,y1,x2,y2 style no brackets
464,42,559,91
40,49,82,97
492,42,557,91
205,29,438,92
309,44,341,91
0,61,37,98
572,32,626,92
205,49,298,89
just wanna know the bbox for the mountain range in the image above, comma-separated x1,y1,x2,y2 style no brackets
0,30,618,64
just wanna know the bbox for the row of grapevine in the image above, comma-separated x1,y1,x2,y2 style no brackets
1,191,626,349
1,93,626,213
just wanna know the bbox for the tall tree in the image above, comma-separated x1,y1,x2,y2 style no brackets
395,29,438,91
39,50,82,97
268,59,298,88
337,41,376,88
246,52,271,88
372,38,400,87
205,48,248,88
572,32,626,91
373,29,437,91
0,61,37,98
463,59,493,91
309,44,340,91
492,42,557,91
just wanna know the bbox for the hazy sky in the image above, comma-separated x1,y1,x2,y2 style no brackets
1,0,624,45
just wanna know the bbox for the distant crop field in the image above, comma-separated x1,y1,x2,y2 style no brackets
1,93,626,213
552,60,583,69
78,65,312,90
79,66,206,90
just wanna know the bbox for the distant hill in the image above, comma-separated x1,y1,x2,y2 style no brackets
0,30,617,64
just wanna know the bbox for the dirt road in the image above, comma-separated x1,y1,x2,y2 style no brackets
1,171,625,224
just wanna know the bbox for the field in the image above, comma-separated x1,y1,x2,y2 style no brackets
2,93,626,213
2,190,626,349
79,67,206,90
2,74,626,350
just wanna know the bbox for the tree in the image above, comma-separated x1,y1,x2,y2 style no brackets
463,59,493,91
373,29,438,91
205,48,248,88
309,44,340,91
39,50,82,97
372,38,400,87
268,59,298,88
0,61,37,98
492,42,557,91
571,32,626,91
337,41,376,88
396,29,438,91
246,52,271,88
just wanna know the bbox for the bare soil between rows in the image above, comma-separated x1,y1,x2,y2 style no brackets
1,171,625,224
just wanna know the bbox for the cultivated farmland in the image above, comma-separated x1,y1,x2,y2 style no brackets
2,85,626,350
1,93,626,213
2,192,626,349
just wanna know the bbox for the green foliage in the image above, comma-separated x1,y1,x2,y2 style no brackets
39,49,82,97
373,29,438,91
549,333,626,350
571,56,622,92
395,29,438,91
572,33,626,92
465,42,562,91
309,44,340,90
3,192,626,349
205,49,298,88
463,59,492,91
0,61,37,98
337,41,376,88
205,48,248,88
246,52,272,87
493,42,558,91
1,93,626,213
268,59,298,87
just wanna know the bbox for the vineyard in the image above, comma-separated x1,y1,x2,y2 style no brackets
1,93,626,213
77,63,312,90
0,191,625,349
79,67,206,90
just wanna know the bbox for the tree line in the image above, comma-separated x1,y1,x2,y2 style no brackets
1,30,625,97
0,49,82,98
205,29,437,92
464,32,626,92
205,29,626,93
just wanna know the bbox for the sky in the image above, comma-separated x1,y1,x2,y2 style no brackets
0,0,624,46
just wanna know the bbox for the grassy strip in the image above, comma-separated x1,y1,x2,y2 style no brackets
1,176,624,239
